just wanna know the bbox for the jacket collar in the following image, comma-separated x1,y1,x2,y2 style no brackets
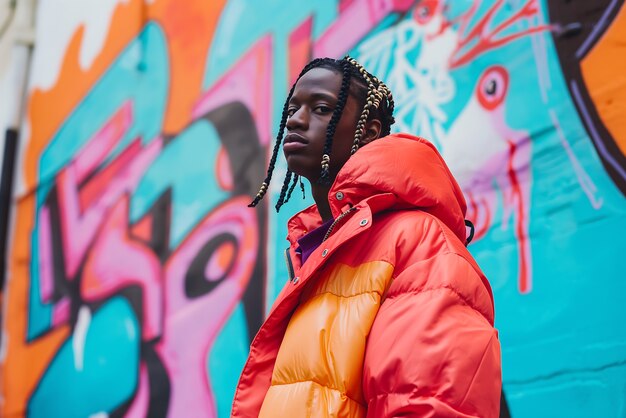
286,134,468,245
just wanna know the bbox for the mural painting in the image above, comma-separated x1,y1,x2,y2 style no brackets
1,1,625,416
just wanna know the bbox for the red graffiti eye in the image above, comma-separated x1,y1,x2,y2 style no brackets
413,0,438,25
476,66,509,110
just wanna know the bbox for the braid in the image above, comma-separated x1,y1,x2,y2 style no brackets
385,90,396,135
284,174,300,204
249,58,330,208
344,55,395,152
275,173,305,212
380,84,395,137
248,83,295,207
275,170,293,211
317,59,352,186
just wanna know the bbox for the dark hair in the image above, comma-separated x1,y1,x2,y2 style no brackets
249,56,395,212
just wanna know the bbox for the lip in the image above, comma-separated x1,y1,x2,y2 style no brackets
284,133,308,145
283,133,308,152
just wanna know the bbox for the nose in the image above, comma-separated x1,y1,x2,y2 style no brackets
286,106,308,131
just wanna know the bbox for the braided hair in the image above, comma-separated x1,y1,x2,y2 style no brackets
249,56,395,212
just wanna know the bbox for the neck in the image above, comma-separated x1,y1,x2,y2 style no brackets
311,182,333,222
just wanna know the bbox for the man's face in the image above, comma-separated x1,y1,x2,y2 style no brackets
283,67,362,183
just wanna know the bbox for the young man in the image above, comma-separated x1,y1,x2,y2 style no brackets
232,56,501,417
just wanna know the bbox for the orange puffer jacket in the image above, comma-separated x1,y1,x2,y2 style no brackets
231,134,501,417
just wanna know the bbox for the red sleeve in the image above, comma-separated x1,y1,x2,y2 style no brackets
363,253,501,417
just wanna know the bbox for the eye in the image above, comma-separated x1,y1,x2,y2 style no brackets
287,107,298,117
413,0,438,25
315,105,333,114
476,66,509,110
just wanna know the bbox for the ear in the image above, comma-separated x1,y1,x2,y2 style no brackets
360,118,382,146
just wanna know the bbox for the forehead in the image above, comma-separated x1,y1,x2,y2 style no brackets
292,67,342,98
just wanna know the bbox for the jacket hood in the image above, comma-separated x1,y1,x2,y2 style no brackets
328,133,468,243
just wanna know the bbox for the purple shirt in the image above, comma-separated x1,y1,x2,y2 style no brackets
296,218,334,264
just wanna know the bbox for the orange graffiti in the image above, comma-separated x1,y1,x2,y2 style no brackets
3,1,227,415
581,4,626,156
148,0,228,133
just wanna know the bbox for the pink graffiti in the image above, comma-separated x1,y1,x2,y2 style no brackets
193,36,273,147
38,206,71,325
37,32,277,413
81,196,163,340
125,365,150,417
465,191,491,241
154,197,257,417
56,101,163,280
42,100,262,416
119,200,259,416
288,17,313,86
313,0,413,57
289,0,412,91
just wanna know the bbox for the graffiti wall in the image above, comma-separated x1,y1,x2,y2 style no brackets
1,0,625,416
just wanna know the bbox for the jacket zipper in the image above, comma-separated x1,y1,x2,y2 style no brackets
322,206,357,242
284,248,295,281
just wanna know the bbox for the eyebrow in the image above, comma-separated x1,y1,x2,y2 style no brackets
289,91,338,105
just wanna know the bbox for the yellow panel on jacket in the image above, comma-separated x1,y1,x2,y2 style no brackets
259,261,395,417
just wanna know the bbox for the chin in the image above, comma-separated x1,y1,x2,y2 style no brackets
285,157,314,180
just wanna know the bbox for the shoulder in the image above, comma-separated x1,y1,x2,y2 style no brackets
370,210,494,323
370,209,472,266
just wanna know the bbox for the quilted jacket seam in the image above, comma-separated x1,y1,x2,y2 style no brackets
458,333,496,406
306,289,385,300
270,379,366,407
385,284,491,323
